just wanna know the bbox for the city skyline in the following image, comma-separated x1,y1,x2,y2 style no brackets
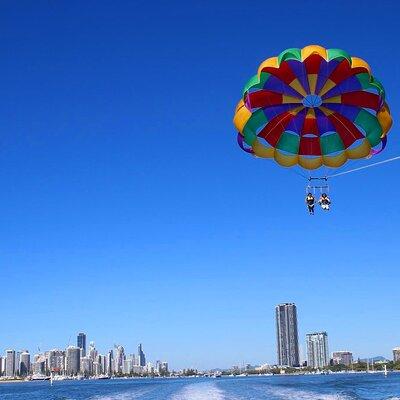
3,300,399,377
0,334,169,379
1,329,398,378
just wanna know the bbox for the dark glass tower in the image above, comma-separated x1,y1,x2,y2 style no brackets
138,343,146,367
77,332,87,357
276,303,300,367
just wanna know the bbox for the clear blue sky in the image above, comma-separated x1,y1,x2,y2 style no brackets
0,0,399,370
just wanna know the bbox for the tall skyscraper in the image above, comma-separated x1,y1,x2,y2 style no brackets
19,351,31,376
138,343,146,367
65,346,80,376
14,351,21,376
0,356,5,376
5,350,16,377
99,354,107,375
88,341,98,361
332,351,353,366
306,332,329,369
106,350,113,376
77,333,87,357
114,345,125,373
393,348,400,362
275,303,300,367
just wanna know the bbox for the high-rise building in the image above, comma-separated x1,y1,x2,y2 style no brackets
14,351,21,376
306,332,329,369
19,351,31,376
146,362,154,374
123,359,133,374
275,303,300,367
93,360,101,376
48,350,65,374
77,333,87,357
114,345,125,373
160,361,168,374
5,350,16,377
88,342,98,361
80,356,93,376
393,348,400,362
332,351,353,366
99,355,107,375
138,344,146,367
32,354,46,375
0,356,5,376
106,350,113,376
65,346,80,376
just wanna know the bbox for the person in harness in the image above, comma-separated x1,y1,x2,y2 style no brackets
305,192,315,215
319,193,331,211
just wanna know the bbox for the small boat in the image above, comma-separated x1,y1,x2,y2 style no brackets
31,374,50,381
96,375,111,380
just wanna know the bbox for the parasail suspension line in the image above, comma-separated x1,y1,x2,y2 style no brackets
327,155,400,178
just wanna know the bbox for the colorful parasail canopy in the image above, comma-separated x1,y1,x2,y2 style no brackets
233,45,393,170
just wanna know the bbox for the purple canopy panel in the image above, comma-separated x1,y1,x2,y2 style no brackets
285,108,307,136
370,135,387,156
262,104,299,121
322,75,362,99
286,60,310,95
263,75,303,98
315,59,341,95
314,108,336,134
237,133,254,154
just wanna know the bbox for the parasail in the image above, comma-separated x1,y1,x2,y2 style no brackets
233,45,392,170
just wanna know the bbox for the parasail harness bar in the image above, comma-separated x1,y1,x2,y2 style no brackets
306,177,329,194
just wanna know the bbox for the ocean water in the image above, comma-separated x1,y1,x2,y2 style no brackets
0,374,399,400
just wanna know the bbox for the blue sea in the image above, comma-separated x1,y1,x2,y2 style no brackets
0,374,399,400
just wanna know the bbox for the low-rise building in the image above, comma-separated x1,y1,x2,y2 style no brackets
332,351,353,366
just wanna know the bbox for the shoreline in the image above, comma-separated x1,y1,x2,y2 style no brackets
0,371,399,385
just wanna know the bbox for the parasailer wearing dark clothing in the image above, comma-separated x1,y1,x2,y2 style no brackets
305,193,315,215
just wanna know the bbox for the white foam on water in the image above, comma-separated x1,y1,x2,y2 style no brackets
89,387,154,400
264,386,352,400
170,382,227,400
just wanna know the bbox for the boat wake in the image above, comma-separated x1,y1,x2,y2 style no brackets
89,387,154,400
262,386,352,400
170,382,228,400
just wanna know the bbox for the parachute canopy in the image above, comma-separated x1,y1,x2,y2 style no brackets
233,45,393,170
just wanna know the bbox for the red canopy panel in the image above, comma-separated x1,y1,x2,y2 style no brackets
341,91,380,111
302,116,319,136
246,90,283,109
258,112,294,147
263,61,296,85
304,54,322,75
328,112,364,148
329,59,370,85
299,136,321,156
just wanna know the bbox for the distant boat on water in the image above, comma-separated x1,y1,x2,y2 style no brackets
31,374,50,381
